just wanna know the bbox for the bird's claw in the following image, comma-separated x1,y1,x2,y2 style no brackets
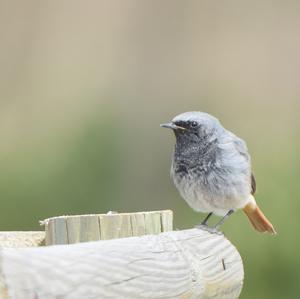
195,224,223,235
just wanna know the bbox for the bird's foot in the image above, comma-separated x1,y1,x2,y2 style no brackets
195,224,223,235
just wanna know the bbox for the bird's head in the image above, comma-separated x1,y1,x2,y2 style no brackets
161,111,222,143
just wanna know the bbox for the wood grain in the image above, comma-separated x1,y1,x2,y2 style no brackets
42,210,173,245
0,228,243,299
0,232,45,248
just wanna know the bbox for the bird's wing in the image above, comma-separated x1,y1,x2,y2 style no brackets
228,132,250,161
225,130,256,194
251,173,256,195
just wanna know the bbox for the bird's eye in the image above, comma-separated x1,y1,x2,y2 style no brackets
191,121,198,128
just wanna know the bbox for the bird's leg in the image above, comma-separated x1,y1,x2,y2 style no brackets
195,210,234,234
213,209,235,230
195,212,215,232
201,212,213,226
196,210,234,234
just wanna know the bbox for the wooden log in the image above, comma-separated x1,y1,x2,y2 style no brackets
0,232,45,248
41,210,173,245
0,256,8,299
0,228,244,299
0,232,45,298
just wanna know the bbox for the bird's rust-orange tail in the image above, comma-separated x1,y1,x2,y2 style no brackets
243,202,276,234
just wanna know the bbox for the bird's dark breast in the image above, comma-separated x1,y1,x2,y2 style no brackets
173,159,213,177
173,148,218,182
174,163,189,176
174,138,218,171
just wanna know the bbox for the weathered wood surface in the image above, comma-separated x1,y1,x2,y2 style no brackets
42,210,173,245
0,228,244,299
0,232,45,248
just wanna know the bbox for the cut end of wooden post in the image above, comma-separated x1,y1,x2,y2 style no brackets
42,210,173,245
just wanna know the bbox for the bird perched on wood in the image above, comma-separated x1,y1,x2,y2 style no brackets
161,111,276,234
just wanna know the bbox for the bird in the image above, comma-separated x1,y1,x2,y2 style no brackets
161,111,276,234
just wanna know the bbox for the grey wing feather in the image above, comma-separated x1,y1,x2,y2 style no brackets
251,173,256,194
226,130,256,193
229,132,250,161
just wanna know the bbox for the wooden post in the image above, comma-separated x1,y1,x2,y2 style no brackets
0,228,243,299
0,232,45,299
0,211,244,298
41,210,173,245
0,232,45,248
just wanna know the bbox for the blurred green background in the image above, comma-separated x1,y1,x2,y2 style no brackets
0,1,299,298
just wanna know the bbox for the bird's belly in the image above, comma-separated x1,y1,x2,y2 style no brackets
173,172,250,216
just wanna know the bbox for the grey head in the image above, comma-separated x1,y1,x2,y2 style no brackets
161,111,228,187
161,111,226,171
161,111,224,146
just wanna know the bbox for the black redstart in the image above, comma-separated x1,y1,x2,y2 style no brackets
161,111,275,234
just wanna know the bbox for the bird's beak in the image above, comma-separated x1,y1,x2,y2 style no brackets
160,122,186,130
